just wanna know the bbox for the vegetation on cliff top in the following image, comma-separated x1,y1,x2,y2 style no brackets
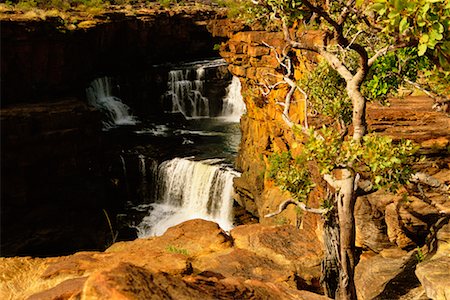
0,0,215,18
228,0,449,299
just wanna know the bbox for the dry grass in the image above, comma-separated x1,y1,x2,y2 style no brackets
0,257,76,300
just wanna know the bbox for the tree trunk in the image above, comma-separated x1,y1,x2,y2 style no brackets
347,81,367,142
321,207,340,299
336,168,357,300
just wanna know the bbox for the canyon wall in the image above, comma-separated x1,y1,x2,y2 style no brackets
208,22,323,230
1,7,225,107
0,6,229,256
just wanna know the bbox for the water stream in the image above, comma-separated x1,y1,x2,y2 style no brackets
88,59,246,238
86,77,138,129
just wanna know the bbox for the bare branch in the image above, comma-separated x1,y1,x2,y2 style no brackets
282,19,320,53
279,79,296,128
338,0,356,25
404,79,450,105
346,30,363,50
368,41,416,67
411,172,450,195
301,0,341,34
265,198,330,218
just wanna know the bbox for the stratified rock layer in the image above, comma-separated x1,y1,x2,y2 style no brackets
0,219,328,300
0,99,113,256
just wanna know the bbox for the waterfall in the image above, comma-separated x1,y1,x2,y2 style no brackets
86,77,137,129
138,154,149,203
164,68,210,118
119,154,130,202
220,76,246,122
136,157,239,237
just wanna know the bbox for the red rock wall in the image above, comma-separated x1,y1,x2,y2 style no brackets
209,22,450,254
207,23,325,246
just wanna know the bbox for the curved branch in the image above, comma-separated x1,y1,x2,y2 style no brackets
265,198,330,218
320,50,354,82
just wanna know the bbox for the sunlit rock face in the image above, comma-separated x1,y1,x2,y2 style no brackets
209,21,450,299
0,219,326,300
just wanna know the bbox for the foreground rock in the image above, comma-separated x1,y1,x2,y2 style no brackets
416,221,450,300
0,219,328,300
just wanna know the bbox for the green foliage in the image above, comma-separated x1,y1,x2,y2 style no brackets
269,128,417,204
268,151,315,203
15,0,108,10
372,0,450,69
361,134,418,191
363,48,432,101
416,246,425,262
422,67,450,95
166,245,189,255
299,61,352,124
303,126,418,191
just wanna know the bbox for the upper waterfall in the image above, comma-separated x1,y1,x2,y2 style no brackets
165,68,210,118
86,77,138,129
161,59,245,122
220,76,246,122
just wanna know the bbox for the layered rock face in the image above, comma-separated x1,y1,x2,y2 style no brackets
0,219,327,300
208,22,450,299
1,6,225,107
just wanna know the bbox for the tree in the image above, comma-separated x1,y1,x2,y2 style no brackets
231,0,450,299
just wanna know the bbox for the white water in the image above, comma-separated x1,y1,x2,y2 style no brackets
220,76,246,122
86,77,137,129
164,68,210,118
136,157,239,237
162,59,246,121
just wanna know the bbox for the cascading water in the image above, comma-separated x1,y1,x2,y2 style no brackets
136,157,239,237
220,76,246,122
86,77,137,129
118,59,246,238
162,58,235,119
138,155,149,203
164,68,210,118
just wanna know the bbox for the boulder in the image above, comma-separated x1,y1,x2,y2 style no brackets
355,248,420,300
416,220,450,300
231,223,323,288
1,220,329,300
81,262,331,300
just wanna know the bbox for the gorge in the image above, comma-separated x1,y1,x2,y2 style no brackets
1,2,449,300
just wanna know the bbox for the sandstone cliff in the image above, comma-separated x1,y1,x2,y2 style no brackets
207,20,450,299
1,4,449,299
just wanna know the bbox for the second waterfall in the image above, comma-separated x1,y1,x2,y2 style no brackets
136,158,239,237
